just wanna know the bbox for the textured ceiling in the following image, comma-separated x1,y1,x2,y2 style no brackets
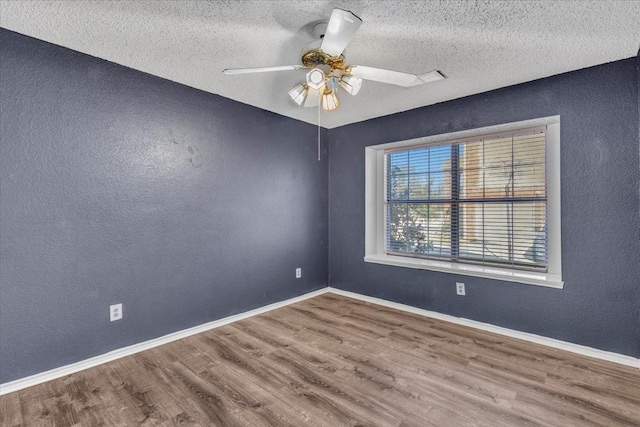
1,0,639,128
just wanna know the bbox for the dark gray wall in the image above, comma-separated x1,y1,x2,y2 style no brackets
328,58,640,358
0,29,328,383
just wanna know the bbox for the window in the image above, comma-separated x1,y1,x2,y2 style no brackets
365,117,562,288
386,128,547,270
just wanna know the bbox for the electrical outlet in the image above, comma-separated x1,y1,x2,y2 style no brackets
110,303,123,322
456,282,466,296
296,268,302,279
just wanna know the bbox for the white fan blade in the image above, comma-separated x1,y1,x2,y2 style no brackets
321,9,362,57
415,70,446,84
349,66,444,87
223,65,305,75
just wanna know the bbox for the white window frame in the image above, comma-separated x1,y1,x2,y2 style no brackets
364,116,563,289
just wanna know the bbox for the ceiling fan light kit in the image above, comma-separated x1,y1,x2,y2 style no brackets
321,87,339,111
306,68,326,90
288,83,308,106
223,8,445,111
338,75,362,95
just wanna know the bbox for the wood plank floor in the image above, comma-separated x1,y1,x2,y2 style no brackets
1,293,639,426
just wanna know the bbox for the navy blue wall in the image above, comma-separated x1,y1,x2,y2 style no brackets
0,29,328,383
637,49,640,352
328,58,640,358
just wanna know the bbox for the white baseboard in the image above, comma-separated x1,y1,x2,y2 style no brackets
0,288,329,396
2,285,638,396
327,287,640,370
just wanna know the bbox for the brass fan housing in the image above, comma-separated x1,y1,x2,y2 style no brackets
301,49,346,72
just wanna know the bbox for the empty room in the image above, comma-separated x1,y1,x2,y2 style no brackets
1,1,639,426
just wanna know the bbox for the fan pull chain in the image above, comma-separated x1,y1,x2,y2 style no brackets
317,99,321,161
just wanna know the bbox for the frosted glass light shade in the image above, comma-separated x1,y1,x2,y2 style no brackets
288,83,308,105
339,75,362,95
321,89,339,111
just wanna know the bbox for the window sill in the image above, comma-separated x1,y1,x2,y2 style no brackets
363,254,564,289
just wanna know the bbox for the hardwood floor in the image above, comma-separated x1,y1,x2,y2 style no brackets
2,293,639,426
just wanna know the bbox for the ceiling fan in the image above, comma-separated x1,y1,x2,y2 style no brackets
223,8,445,111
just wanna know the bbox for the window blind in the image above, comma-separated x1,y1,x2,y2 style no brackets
385,127,547,271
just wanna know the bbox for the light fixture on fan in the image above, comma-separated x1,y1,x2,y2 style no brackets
321,87,339,111
288,83,308,105
338,74,362,95
306,68,326,90
287,68,359,111
223,8,446,112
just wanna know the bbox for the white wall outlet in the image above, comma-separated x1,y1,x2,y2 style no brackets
456,282,466,296
110,303,123,322
296,268,302,279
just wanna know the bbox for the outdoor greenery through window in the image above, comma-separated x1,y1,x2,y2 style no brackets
385,127,547,271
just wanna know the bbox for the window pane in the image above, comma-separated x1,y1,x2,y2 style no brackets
408,147,429,173
428,170,448,200
408,173,429,199
462,201,547,268
514,164,546,198
459,202,484,261
387,202,452,257
484,137,512,167
512,201,547,267
513,133,545,166
406,204,430,253
388,151,409,172
389,172,409,200
460,169,484,199
426,203,451,257
388,145,453,201
482,203,511,263
460,141,483,171
430,145,452,172
483,165,513,199
387,203,408,252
